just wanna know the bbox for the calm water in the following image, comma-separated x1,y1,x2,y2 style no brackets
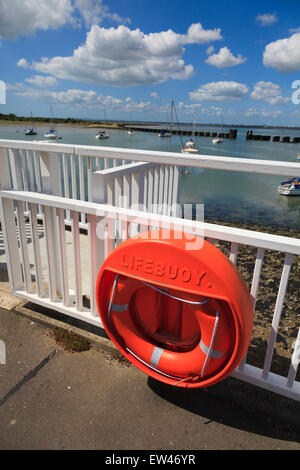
1,123,300,230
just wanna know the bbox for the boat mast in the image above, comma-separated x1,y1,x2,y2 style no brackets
168,100,174,152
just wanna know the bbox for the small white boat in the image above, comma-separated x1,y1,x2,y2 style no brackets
44,128,61,139
212,137,223,144
181,138,199,153
95,129,109,139
181,112,199,153
278,178,300,196
158,130,171,137
128,129,135,135
212,110,224,144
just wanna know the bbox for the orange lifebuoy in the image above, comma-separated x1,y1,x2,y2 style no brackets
96,230,253,388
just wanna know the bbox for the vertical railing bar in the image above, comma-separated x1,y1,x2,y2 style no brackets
57,208,70,307
63,153,71,220
106,217,115,257
71,153,77,200
131,172,140,236
33,151,42,192
28,202,44,297
43,205,57,301
229,242,239,265
287,326,300,388
0,197,23,291
96,157,101,171
79,155,85,223
88,213,104,317
71,211,83,311
158,165,165,210
163,165,170,215
26,150,35,192
16,200,32,293
20,149,29,192
239,247,265,370
123,174,131,209
147,168,154,212
107,179,114,205
114,176,123,245
153,167,159,214
33,151,43,216
262,253,293,379
167,165,174,216
143,170,148,212
87,156,93,203
172,165,181,216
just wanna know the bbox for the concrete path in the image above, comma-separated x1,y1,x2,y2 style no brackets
0,304,299,451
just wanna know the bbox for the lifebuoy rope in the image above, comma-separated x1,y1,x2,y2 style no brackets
107,273,220,382
200,309,220,377
142,281,210,305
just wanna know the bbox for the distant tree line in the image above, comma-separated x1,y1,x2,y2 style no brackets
0,112,103,125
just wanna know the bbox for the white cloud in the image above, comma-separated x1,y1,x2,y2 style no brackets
250,81,289,105
0,0,131,40
18,23,222,87
25,75,59,88
263,32,300,72
206,45,214,55
189,81,249,102
150,92,159,99
205,47,246,68
11,83,127,110
289,27,300,34
73,0,130,27
181,23,222,44
245,107,282,118
0,0,74,40
256,13,278,26
177,102,202,114
17,58,31,69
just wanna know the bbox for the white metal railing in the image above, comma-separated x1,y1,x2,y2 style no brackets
0,139,300,401
0,140,182,222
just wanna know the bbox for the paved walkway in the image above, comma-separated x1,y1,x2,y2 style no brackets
0,303,299,450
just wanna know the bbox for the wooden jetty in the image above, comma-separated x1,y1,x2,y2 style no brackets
246,130,300,143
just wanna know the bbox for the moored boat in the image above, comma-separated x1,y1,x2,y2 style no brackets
278,177,300,196
25,128,37,136
95,129,109,139
44,127,62,139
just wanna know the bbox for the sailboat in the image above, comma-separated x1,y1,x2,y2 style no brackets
44,106,62,140
25,112,37,136
95,110,110,139
212,110,224,144
181,112,199,153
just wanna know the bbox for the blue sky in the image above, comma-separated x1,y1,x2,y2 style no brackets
1,0,300,125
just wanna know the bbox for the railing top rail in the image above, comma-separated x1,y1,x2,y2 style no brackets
2,189,300,255
1,139,300,177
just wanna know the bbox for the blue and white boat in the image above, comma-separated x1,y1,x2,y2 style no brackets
95,129,109,139
278,177,300,196
158,130,171,137
44,127,61,139
25,128,37,136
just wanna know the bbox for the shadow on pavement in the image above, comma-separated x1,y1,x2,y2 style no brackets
148,375,300,444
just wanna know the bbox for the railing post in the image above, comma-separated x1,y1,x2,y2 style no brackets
39,151,62,196
8,149,23,190
0,148,12,190
39,151,63,296
89,171,109,317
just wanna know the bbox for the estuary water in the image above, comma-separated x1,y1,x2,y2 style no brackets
1,122,300,230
